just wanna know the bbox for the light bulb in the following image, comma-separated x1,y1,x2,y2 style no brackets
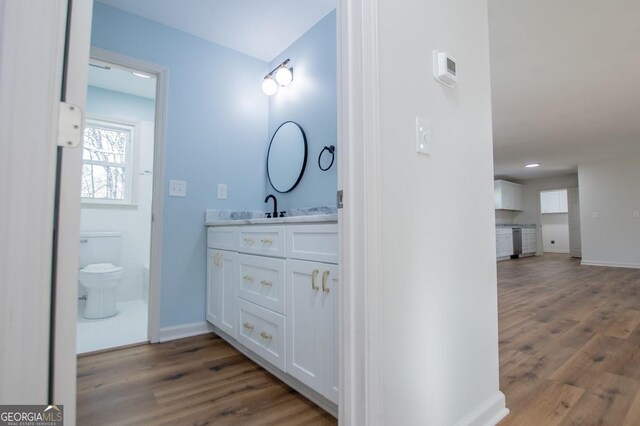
262,76,278,96
275,66,293,86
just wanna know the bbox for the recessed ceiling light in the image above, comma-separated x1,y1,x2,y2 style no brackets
525,163,540,168
132,71,152,79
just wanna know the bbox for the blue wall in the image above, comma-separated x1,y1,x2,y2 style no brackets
86,86,155,122
92,4,268,327
91,4,336,328
267,11,337,210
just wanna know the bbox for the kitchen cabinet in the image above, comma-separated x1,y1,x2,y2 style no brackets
286,260,338,404
540,190,568,214
496,228,514,258
522,228,537,254
495,180,524,211
206,220,338,409
206,249,238,337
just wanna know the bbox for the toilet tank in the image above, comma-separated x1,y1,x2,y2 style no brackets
79,232,122,268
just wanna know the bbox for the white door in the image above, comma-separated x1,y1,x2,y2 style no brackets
568,187,582,258
207,249,237,337
287,259,324,392
0,2,92,419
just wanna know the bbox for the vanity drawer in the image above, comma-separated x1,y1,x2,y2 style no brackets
237,299,286,371
238,255,286,315
207,227,238,250
238,226,285,257
286,223,338,264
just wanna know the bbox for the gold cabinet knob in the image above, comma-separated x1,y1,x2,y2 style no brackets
243,322,254,331
243,237,254,245
260,331,272,340
243,275,254,282
322,270,330,293
260,280,273,287
311,269,320,291
261,238,273,245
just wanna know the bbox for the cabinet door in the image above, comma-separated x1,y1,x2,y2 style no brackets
206,249,237,338
321,263,339,404
286,259,324,392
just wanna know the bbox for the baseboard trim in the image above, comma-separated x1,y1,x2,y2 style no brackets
580,260,640,269
159,321,214,342
456,391,509,426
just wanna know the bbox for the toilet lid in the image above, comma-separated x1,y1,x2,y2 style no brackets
81,263,123,273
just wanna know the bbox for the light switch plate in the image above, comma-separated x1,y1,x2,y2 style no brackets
217,184,228,200
169,180,187,197
416,117,431,156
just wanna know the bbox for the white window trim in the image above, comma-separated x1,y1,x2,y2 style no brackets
81,115,140,206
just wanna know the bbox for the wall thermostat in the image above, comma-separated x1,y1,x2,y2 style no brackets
433,50,456,88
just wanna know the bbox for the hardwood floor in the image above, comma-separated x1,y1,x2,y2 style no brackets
78,254,640,425
77,334,336,425
498,254,640,425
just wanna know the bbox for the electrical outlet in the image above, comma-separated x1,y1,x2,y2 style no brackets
169,180,187,197
634,210,639,218
551,240,555,244
217,184,228,200
415,117,431,156
592,212,599,219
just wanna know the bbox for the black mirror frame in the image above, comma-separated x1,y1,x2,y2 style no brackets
266,121,308,193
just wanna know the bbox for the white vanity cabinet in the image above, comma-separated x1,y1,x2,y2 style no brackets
206,249,237,337
206,220,339,410
287,260,338,404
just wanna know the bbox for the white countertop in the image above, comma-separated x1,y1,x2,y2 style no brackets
206,213,338,226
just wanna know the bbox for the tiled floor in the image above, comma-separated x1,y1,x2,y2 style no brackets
77,299,148,354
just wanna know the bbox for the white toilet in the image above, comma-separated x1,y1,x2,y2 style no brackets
78,232,124,319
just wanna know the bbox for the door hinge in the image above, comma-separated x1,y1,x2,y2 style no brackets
57,102,83,147
337,190,344,209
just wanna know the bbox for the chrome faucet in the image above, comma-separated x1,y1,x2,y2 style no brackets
264,194,278,218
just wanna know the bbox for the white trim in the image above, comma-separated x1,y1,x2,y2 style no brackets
159,321,214,342
543,249,570,254
89,47,168,344
580,260,640,269
455,392,509,426
338,0,382,424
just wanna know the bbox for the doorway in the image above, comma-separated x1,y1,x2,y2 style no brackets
539,189,570,254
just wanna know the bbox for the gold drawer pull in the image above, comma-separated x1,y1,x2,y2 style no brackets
260,280,273,287
243,237,255,245
243,322,254,331
260,331,272,340
322,270,330,293
243,275,254,282
261,238,273,245
311,269,320,291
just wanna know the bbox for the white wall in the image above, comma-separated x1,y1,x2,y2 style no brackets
578,155,640,268
541,213,570,253
80,88,155,302
376,0,506,423
495,210,515,225
512,174,578,255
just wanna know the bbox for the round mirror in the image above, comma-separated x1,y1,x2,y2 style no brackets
267,121,308,193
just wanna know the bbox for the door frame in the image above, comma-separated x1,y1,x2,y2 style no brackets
87,47,169,343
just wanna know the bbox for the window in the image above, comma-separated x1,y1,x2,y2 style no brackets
81,118,136,204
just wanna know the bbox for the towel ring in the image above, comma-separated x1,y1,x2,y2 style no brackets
318,145,335,171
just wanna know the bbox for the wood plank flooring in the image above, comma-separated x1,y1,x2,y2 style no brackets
78,253,640,425
77,334,336,425
498,254,640,425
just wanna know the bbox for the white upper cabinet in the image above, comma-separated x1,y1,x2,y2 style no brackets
495,180,524,211
540,189,568,214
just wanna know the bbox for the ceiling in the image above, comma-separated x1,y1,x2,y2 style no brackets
488,0,640,180
97,0,336,62
88,61,157,99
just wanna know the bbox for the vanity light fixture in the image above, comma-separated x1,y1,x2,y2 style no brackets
525,163,540,168
262,59,293,95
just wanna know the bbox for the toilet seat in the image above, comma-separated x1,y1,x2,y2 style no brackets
80,263,123,280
